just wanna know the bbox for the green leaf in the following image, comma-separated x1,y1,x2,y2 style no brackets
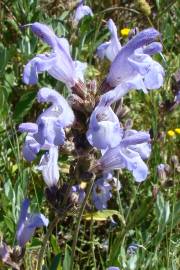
51,234,61,255
163,201,170,224
4,215,15,233
50,254,62,270
13,90,36,121
4,179,15,202
83,210,125,225
0,44,9,74
28,237,43,249
62,245,71,270
59,11,69,20
168,202,180,228
155,0,160,10
156,192,170,225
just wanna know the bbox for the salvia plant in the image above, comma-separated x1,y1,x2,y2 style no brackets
0,1,167,269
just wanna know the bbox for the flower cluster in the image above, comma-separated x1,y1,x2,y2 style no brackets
19,17,164,211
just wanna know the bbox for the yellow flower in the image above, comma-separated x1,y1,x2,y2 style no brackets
80,181,87,189
175,128,180,134
167,130,175,137
120,28,130,37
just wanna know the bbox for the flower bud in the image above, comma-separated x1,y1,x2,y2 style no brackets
68,94,85,112
171,155,179,168
157,164,167,181
136,0,151,16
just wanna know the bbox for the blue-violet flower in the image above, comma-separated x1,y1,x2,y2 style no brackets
97,19,121,62
97,131,151,182
16,199,49,247
74,0,93,23
23,22,87,87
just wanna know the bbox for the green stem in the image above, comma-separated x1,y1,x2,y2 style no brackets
90,216,96,269
37,215,60,270
116,171,124,218
70,176,95,270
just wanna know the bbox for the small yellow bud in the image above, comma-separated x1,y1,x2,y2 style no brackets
175,128,180,135
167,130,175,137
120,28,130,37
80,181,87,189
136,0,151,16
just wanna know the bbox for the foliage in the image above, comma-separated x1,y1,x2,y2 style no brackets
0,0,179,269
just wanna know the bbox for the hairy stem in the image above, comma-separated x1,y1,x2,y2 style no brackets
70,176,95,270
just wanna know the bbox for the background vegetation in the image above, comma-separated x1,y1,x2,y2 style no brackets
0,0,179,269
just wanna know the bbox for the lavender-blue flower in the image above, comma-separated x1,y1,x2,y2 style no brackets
16,199,49,247
23,23,87,87
98,131,151,182
19,88,74,161
74,0,93,23
97,19,121,61
92,176,112,210
86,103,123,149
99,28,164,106
38,146,59,188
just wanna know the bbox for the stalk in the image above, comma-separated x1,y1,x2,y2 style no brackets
37,215,60,270
70,176,95,270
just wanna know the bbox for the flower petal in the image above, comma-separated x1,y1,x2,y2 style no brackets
143,42,162,55
22,135,40,161
99,82,131,106
37,88,75,127
37,87,63,105
16,199,29,245
18,213,48,247
144,61,164,89
120,148,148,182
31,22,57,48
74,60,87,82
120,131,150,147
74,4,93,23
106,28,160,87
87,105,122,149
28,213,49,228
97,19,121,62
92,177,112,210
23,54,56,85
19,123,38,133
38,146,59,187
